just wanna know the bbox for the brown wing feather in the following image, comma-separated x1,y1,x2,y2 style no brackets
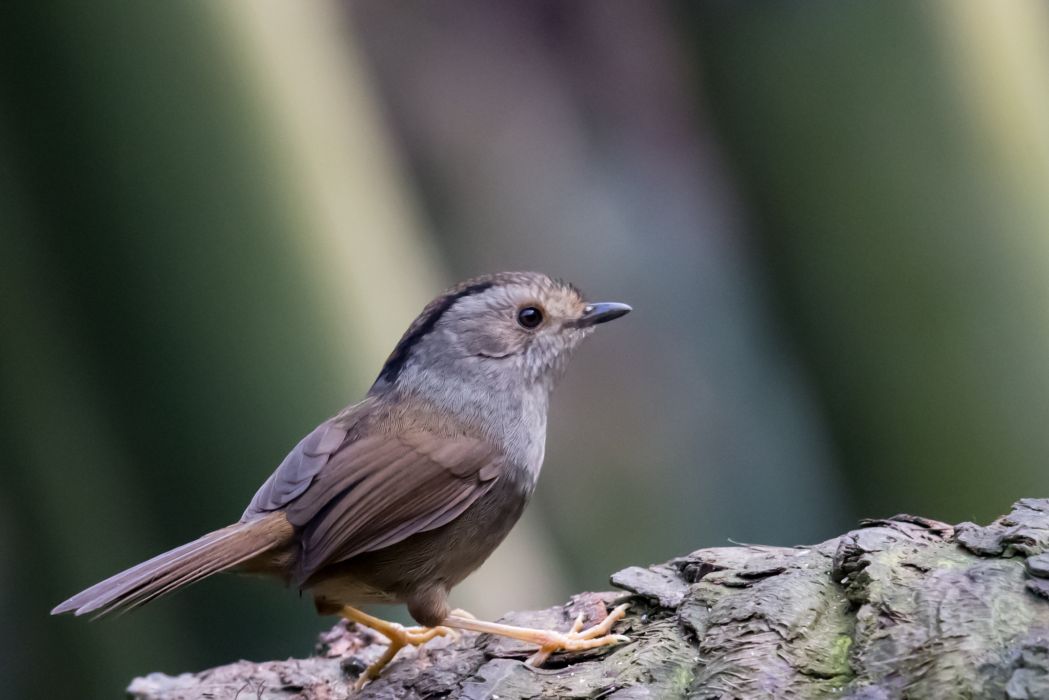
284,431,503,582
242,418,350,520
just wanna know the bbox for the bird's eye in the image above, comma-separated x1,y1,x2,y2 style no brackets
516,306,544,329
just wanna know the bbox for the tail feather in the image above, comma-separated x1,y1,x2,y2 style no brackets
51,512,293,618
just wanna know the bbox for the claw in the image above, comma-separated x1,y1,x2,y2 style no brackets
441,603,631,668
526,603,631,667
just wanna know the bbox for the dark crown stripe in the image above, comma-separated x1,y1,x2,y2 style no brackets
373,281,495,386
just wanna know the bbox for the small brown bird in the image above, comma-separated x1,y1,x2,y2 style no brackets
53,271,632,685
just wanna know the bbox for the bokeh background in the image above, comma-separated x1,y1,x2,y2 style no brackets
5,1,1049,697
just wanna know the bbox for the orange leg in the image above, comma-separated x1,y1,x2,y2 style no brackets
442,603,630,666
340,606,453,688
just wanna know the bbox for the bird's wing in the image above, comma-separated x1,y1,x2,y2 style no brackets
241,418,351,519
281,430,504,582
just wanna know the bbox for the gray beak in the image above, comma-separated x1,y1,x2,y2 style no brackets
577,302,632,327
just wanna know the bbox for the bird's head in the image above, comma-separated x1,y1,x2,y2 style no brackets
371,272,630,400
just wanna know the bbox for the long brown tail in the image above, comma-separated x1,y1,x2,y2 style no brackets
51,512,293,618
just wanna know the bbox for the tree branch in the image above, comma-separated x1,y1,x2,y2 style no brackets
127,499,1049,699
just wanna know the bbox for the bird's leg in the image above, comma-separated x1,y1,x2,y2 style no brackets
339,606,453,688
442,603,630,667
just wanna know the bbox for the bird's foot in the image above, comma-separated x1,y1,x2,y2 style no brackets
526,603,631,666
442,603,630,667
339,606,452,689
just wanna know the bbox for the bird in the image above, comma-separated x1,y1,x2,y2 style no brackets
52,271,632,686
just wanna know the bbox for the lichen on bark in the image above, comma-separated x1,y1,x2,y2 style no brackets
129,499,1049,699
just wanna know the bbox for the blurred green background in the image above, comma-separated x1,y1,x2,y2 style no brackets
4,1,1049,697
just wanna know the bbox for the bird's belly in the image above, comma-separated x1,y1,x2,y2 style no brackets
307,474,532,608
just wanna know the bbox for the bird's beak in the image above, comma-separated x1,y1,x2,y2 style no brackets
576,302,632,327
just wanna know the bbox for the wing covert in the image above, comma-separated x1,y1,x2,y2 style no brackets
242,419,349,520
284,431,504,582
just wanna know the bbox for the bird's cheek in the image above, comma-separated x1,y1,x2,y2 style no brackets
462,331,515,359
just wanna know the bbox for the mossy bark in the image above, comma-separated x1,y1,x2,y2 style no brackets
128,500,1049,699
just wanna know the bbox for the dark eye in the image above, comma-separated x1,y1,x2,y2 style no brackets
517,306,544,329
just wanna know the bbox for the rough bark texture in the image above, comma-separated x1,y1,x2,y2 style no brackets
128,499,1049,699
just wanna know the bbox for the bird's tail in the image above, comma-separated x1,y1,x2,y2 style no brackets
51,511,293,618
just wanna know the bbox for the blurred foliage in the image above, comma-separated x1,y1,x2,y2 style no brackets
3,1,1049,698
1,2,376,697
686,1,1049,518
